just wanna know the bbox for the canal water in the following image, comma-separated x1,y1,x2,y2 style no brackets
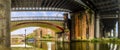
35,41,120,50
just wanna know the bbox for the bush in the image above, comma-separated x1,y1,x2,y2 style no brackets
42,34,54,39
91,38,100,42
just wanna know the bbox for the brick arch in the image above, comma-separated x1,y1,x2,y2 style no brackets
11,22,64,32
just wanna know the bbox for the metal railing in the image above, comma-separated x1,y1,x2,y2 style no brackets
11,16,64,21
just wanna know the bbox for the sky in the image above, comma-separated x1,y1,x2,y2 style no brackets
11,11,66,35
11,27,39,35
11,11,65,17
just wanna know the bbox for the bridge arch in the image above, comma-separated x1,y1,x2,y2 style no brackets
11,22,64,32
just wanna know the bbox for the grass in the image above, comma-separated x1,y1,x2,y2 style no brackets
72,38,120,43
89,38,120,44
11,47,43,50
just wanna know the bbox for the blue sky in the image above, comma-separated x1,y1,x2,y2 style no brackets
11,11,65,17
11,27,39,35
11,11,65,35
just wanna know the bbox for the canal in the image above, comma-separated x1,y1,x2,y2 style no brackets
33,41,120,50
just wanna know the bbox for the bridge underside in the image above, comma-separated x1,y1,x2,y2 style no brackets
88,0,119,38
11,0,85,12
0,0,120,48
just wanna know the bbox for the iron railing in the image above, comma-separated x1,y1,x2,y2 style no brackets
11,16,64,21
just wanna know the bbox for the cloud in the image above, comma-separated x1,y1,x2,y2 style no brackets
42,12,47,16
11,27,39,35
11,11,65,17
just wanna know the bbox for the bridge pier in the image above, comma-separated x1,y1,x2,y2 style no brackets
118,13,120,38
70,10,95,40
70,13,76,41
95,13,100,38
113,23,117,38
0,0,11,49
63,13,70,42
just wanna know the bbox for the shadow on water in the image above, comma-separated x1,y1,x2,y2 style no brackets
2,41,120,50
35,41,120,50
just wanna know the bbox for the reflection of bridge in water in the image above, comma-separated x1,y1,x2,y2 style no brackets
35,41,120,50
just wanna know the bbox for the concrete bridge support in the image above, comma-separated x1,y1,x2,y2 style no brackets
71,13,76,40
113,23,117,38
0,0,11,48
118,13,120,38
86,11,95,39
95,14,100,38
71,10,95,40
71,12,86,40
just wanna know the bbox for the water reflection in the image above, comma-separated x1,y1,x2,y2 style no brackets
35,41,55,50
35,41,120,50
1,41,120,50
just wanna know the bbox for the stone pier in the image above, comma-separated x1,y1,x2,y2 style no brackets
71,10,95,40
0,0,11,48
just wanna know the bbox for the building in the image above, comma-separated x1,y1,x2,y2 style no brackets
26,27,56,41
33,27,56,40
11,34,24,45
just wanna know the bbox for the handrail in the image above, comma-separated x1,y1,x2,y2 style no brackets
11,16,64,21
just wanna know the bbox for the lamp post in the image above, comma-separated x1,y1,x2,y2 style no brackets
25,29,26,48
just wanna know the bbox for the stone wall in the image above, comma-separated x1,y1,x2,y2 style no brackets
0,0,11,47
